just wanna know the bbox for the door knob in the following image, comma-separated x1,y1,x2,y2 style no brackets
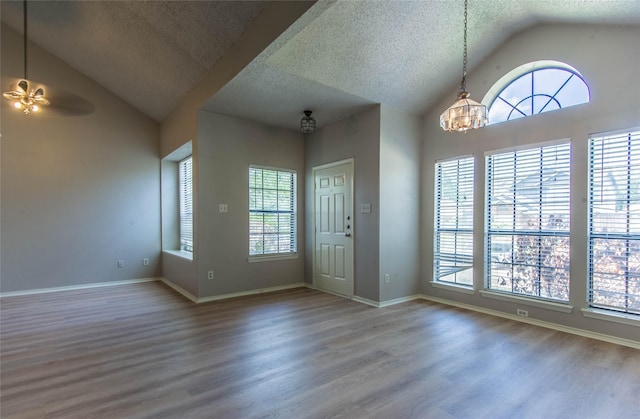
345,232,352,237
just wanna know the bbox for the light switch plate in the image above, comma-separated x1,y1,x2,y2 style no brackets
219,204,228,213
360,203,371,213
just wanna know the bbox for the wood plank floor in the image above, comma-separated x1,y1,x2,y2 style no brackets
1,282,639,419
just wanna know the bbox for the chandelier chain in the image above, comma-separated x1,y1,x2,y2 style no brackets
461,0,468,91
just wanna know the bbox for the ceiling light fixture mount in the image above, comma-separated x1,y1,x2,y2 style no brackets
440,0,487,132
300,110,316,134
3,0,49,115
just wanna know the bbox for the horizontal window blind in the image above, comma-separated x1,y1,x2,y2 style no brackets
434,157,474,286
249,167,296,256
179,156,193,252
486,142,571,301
588,129,640,314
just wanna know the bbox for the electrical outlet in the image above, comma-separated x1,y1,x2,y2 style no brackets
143,258,149,266
208,271,214,280
117,260,125,268
384,273,390,283
516,309,528,317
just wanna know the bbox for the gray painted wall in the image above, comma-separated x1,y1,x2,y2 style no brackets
161,160,180,252
305,106,381,302
1,24,161,292
421,23,640,341
196,112,305,297
379,106,422,302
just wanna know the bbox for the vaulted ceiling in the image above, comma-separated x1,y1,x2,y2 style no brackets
2,0,639,130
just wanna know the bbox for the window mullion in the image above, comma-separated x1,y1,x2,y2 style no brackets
625,134,632,311
537,147,544,297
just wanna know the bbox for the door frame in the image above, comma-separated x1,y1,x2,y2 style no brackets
312,158,355,296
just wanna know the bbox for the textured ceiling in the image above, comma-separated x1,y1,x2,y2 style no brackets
0,0,268,121
2,0,639,129
204,0,640,130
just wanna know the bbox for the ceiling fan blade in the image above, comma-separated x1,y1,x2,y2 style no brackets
34,96,50,106
46,91,95,116
3,91,22,100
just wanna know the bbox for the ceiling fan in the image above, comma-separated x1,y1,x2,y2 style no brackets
2,0,50,115
2,0,95,117
3,79,49,114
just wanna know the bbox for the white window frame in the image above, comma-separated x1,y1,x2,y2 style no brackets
485,140,571,303
178,156,193,253
433,156,474,288
588,128,640,316
483,60,590,125
248,166,297,260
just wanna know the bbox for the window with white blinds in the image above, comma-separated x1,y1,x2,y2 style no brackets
179,156,193,252
588,129,640,315
434,156,474,286
486,142,571,301
249,167,297,257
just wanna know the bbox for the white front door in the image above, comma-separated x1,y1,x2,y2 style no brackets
314,160,354,296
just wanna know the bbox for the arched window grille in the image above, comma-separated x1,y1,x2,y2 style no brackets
484,61,590,125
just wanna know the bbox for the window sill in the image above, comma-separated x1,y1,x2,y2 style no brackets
479,290,573,313
430,281,475,295
248,253,298,263
581,308,639,327
163,250,193,261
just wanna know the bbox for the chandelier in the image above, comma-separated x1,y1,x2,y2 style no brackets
3,0,50,115
300,110,316,134
440,0,486,132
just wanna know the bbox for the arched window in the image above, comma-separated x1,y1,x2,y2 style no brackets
483,61,590,125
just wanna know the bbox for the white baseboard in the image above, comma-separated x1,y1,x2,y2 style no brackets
303,283,421,308
0,277,160,298
350,295,381,307
421,295,640,350
379,294,423,307
158,277,198,303
350,295,422,308
159,278,307,304
196,282,306,303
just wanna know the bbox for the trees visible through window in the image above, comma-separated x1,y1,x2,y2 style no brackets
434,157,474,286
589,129,640,314
486,142,571,301
486,62,590,125
179,156,193,252
249,167,297,257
